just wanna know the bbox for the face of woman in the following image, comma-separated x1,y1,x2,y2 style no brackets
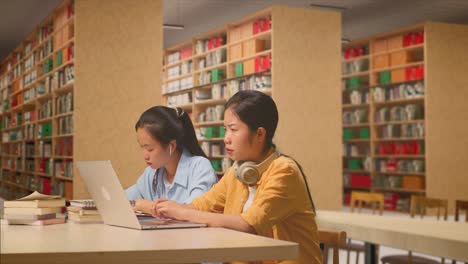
223,108,264,162
137,128,172,169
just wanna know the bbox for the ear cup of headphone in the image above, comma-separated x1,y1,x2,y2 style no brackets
235,161,260,185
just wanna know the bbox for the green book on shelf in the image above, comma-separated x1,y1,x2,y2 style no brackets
348,77,361,89
41,123,52,137
380,71,391,85
348,159,362,170
211,69,225,83
359,128,370,139
235,63,243,77
46,160,51,175
205,127,219,139
57,50,63,66
219,126,226,138
211,159,222,172
343,129,354,140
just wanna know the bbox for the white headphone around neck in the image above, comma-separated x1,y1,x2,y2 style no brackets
234,151,280,185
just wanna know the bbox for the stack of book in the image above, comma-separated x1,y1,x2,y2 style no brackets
2,191,66,226
67,200,102,224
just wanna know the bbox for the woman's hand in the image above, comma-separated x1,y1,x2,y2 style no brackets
133,199,154,214
150,199,168,218
154,200,191,220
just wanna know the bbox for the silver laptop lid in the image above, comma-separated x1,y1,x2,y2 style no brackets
76,160,142,229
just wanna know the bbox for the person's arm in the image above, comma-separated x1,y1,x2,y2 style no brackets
155,200,255,234
126,168,155,214
126,168,152,200
184,158,218,203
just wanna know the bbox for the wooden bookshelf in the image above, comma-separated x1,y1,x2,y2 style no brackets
162,6,342,210
342,21,468,213
0,0,75,200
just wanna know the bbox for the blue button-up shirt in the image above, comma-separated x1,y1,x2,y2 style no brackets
126,149,217,204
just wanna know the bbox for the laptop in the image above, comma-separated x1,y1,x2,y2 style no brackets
76,160,206,230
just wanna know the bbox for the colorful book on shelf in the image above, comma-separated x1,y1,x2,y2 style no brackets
3,191,65,208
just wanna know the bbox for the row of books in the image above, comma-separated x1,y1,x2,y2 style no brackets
56,93,73,114
167,92,191,107
55,160,73,179
38,99,53,119
57,116,73,135
378,123,425,139
165,76,193,93
167,61,192,79
375,104,424,122
343,143,370,157
373,81,424,102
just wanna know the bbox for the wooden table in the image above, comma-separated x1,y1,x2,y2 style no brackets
0,223,298,263
316,210,468,263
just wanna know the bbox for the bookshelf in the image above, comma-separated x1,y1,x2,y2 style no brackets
0,0,75,200
162,6,342,209
342,22,468,213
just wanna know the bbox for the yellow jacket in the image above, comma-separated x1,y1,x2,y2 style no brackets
191,155,322,264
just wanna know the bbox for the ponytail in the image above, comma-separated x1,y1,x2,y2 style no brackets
176,108,207,158
135,106,207,158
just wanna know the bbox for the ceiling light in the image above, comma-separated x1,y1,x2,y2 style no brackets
341,38,351,44
163,24,184,30
309,4,348,12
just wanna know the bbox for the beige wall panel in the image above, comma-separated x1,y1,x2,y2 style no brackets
425,22,468,212
74,0,163,198
271,6,342,210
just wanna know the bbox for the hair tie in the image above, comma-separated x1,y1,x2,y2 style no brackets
174,107,185,118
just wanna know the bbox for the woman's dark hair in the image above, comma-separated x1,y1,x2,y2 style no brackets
225,90,279,152
135,106,207,158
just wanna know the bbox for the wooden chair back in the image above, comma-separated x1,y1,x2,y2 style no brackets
318,229,347,264
410,196,448,220
350,191,385,215
455,200,468,222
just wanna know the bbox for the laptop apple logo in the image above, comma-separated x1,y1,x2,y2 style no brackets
101,186,111,201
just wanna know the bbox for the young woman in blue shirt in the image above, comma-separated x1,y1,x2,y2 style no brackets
126,106,217,214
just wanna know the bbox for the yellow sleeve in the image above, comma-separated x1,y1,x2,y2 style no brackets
240,159,306,236
190,167,232,213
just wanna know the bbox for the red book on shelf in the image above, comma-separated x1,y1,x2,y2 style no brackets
208,38,214,50
253,20,261,34
42,178,51,195
350,174,371,188
67,1,74,18
255,56,261,72
384,193,399,210
263,55,271,71
260,18,271,31
39,160,46,173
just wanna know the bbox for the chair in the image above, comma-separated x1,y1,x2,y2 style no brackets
381,195,448,264
454,200,468,264
343,191,385,264
350,191,385,215
455,200,468,222
318,229,347,264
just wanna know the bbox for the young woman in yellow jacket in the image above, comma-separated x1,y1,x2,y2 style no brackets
152,90,322,264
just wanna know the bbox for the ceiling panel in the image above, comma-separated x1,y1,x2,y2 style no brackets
1,0,468,61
